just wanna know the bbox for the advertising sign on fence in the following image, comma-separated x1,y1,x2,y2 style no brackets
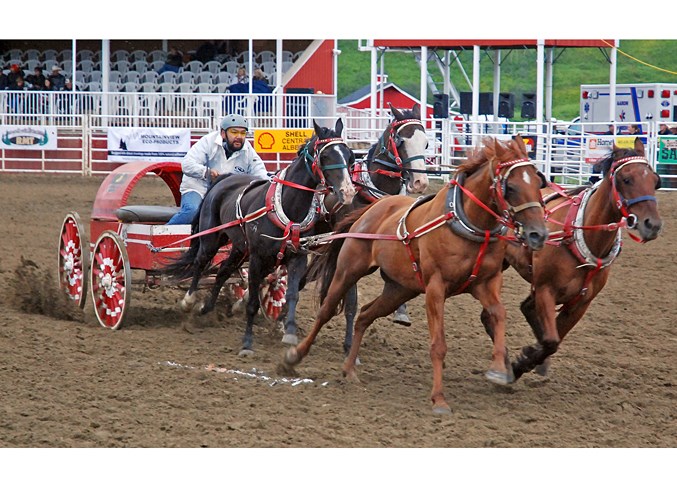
585,135,615,163
657,136,677,164
107,128,191,162
0,125,58,150
253,129,314,153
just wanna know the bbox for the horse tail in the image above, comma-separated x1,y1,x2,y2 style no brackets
307,205,371,308
161,198,207,281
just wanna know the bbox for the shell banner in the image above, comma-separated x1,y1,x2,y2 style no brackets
253,129,314,153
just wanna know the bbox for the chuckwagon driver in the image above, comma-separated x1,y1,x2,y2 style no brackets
167,114,269,225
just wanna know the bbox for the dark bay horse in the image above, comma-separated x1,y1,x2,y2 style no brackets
283,136,549,414
310,103,430,355
504,139,663,379
163,119,356,356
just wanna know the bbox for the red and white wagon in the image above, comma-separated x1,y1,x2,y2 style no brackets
57,161,286,330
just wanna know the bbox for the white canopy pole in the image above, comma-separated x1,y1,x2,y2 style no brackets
472,45,480,145
101,39,110,125
545,46,554,121
420,45,427,126
370,43,377,134
493,50,501,129
276,39,283,127
536,39,544,126
609,40,618,125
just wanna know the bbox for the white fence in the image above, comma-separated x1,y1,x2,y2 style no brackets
1,90,675,189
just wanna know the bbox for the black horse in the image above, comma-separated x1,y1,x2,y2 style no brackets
308,104,430,355
163,118,356,356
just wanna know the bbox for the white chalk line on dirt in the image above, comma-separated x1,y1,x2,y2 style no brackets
160,360,329,387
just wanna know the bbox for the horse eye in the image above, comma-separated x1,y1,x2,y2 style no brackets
622,177,631,185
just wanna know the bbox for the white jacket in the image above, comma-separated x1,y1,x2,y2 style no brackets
179,130,269,197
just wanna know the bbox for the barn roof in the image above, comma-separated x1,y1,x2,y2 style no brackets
338,82,418,105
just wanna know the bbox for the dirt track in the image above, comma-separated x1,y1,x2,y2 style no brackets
0,173,675,451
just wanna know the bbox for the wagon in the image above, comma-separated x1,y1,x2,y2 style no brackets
57,161,287,330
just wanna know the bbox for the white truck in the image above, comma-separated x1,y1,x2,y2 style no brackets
580,83,677,133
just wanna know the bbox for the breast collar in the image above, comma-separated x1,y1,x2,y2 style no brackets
264,167,323,233
564,184,622,269
444,171,508,243
352,160,407,203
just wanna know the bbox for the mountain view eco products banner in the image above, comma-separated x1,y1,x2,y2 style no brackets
107,127,190,162
0,125,58,150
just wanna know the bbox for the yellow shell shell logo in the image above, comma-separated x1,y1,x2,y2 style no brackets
257,132,275,150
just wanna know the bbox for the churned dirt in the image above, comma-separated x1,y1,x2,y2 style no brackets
0,173,675,449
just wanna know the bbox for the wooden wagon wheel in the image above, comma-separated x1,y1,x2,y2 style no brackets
258,265,287,322
57,212,89,309
229,267,249,301
90,230,131,330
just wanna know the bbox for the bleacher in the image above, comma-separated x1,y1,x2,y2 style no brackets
1,48,304,93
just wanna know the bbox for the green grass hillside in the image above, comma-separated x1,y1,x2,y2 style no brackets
337,40,677,121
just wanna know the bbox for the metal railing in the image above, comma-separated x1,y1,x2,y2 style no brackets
1,90,675,189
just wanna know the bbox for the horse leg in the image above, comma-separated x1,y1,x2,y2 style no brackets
281,254,307,346
512,287,561,380
472,275,513,385
342,284,358,355
343,280,416,382
200,247,245,315
180,235,222,312
239,256,267,357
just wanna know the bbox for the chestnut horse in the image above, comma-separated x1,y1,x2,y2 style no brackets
283,136,549,414
504,139,663,379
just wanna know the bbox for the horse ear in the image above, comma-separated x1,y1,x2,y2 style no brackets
334,117,344,137
511,133,528,158
390,104,404,120
634,137,646,157
412,103,421,119
313,119,323,137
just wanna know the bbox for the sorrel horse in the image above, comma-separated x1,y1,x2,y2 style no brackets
162,119,356,356
503,139,663,379
283,136,549,414
309,103,429,355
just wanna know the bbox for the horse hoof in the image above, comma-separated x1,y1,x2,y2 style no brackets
534,360,550,377
281,333,298,346
485,369,513,385
179,299,193,313
284,346,300,365
232,299,245,313
432,404,452,415
392,311,412,326
238,349,255,358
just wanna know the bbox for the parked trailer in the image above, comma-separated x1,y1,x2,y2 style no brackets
57,161,286,330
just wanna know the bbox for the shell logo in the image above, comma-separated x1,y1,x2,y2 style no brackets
257,132,275,150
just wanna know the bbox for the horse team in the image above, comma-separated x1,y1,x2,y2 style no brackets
163,106,663,414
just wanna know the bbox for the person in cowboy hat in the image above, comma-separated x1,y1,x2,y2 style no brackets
167,114,269,225
46,65,66,91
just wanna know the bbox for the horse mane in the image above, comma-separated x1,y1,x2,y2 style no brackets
295,126,339,157
456,137,505,175
597,145,643,177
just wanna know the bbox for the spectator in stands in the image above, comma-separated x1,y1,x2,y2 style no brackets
167,114,268,225
0,70,9,90
658,123,670,135
235,66,248,84
158,47,183,74
670,126,677,136
46,65,66,91
26,66,47,90
629,124,641,135
195,41,217,64
7,64,23,86
8,75,28,91
253,67,268,85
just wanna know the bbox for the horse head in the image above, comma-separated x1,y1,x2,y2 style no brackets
309,118,356,206
604,138,663,241
388,103,429,194
486,135,548,250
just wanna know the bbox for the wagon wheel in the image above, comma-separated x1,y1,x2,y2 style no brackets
229,267,249,301
57,212,89,309
258,265,287,322
90,230,131,330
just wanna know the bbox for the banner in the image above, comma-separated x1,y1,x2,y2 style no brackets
657,136,677,164
107,128,190,162
0,125,58,150
585,135,615,163
253,128,314,153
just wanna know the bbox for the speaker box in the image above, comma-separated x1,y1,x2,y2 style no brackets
521,93,536,119
498,92,514,118
460,92,493,115
433,93,449,118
